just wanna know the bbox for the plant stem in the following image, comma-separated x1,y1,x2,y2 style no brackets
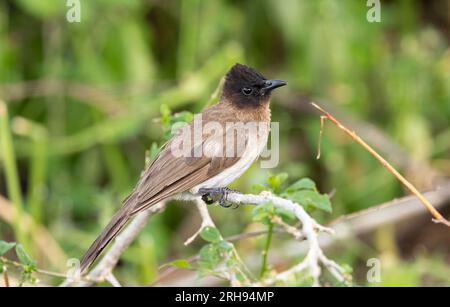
0,256,73,280
18,120,48,225
260,221,273,278
3,269,9,287
177,0,201,77
311,102,450,227
0,101,27,246
27,137,47,224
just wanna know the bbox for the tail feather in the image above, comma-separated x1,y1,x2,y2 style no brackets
80,205,132,273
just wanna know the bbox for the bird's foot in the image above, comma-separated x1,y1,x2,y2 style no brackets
199,187,239,208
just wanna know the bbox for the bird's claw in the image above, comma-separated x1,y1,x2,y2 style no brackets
199,187,238,208
201,193,215,205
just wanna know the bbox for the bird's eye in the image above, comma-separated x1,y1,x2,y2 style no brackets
242,87,253,96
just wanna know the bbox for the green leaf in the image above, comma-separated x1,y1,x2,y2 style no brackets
198,244,220,270
217,240,233,253
200,226,221,243
251,183,267,194
0,240,16,256
252,202,275,224
267,173,289,193
274,207,296,222
15,244,36,267
16,0,64,18
148,142,160,162
235,272,246,283
173,111,194,124
160,104,171,127
287,190,332,213
164,259,191,269
284,178,316,193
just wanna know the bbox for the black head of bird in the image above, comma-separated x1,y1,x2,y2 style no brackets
222,63,286,108
79,63,286,273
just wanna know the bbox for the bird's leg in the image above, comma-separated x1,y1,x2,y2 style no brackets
201,192,215,205
199,187,239,208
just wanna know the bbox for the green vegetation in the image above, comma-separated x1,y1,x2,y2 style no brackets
0,0,449,286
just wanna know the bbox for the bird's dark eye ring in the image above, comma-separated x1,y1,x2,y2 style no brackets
242,87,253,95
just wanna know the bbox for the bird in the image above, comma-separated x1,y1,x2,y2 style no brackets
79,63,286,272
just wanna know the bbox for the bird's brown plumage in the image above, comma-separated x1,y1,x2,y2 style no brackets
79,64,283,272
80,100,270,272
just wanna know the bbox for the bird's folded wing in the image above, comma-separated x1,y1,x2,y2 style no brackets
129,123,248,215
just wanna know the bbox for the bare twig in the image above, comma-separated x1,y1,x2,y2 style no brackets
328,183,450,228
185,198,254,286
105,273,122,287
1,256,65,279
153,227,288,286
0,80,124,115
327,184,450,244
153,185,450,286
316,116,326,159
271,216,304,240
64,190,347,287
225,191,346,286
225,228,286,242
0,195,67,270
311,102,450,227
280,97,439,183
3,269,9,287
163,191,346,286
184,199,216,246
61,202,166,287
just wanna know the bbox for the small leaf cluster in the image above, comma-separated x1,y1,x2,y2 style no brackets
0,240,37,286
254,173,332,213
197,226,237,275
164,226,249,284
160,104,194,141
147,104,194,162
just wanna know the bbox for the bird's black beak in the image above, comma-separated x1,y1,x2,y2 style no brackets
261,79,287,95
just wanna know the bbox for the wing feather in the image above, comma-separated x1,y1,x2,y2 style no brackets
129,105,248,214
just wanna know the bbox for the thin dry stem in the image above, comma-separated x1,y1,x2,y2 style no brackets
316,116,326,159
3,269,9,287
311,102,449,227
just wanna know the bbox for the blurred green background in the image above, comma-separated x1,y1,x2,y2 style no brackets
0,0,449,286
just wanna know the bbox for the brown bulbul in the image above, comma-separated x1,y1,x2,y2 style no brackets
80,64,286,272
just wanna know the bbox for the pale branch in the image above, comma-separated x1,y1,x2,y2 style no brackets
271,216,304,240
0,80,125,115
225,191,346,286
328,183,450,228
326,184,450,243
185,203,288,245
105,273,122,287
225,228,286,242
61,202,166,287
153,226,285,286
64,190,345,287
185,198,254,286
61,183,449,286
278,183,450,263
38,185,450,287
230,184,450,245
153,185,450,285
155,192,343,286
184,198,217,246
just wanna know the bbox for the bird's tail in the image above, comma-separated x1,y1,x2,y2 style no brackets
79,198,134,273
